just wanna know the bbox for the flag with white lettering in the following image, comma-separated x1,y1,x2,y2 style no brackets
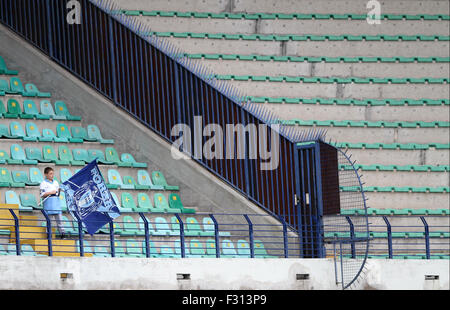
61,160,120,235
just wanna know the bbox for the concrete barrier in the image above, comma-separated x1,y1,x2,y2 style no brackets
0,256,448,290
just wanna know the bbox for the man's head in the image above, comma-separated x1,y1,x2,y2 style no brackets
44,167,54,180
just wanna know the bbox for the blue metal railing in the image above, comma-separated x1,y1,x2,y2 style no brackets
0,209,300,258
1,210,448,259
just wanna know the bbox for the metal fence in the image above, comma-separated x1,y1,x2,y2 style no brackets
1,209,448,259
0,208,300,258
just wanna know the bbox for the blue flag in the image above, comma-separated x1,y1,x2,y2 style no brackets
61,160,120,235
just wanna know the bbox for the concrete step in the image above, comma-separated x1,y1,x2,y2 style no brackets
342,191,449,210
136,15,450,36
342,148,449,166
232,0,450,15
224,80,449,99
161,36,450,58
113,0,450,15
358,170,450,187
293,126,450,144
264,104,449,122
198,59,450,79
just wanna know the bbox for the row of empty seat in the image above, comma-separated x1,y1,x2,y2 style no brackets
3,190,194,214
0,76,50,97
0,145,146,167
0,122,112,143
0,98,81,120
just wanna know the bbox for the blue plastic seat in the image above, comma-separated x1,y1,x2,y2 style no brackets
57,123,83,143
0,167,25,187
13,170,39,186
88,149,113,165
0,124,18,139
23,100,50,120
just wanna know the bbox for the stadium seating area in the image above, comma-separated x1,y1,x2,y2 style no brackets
109,0,449,258
1,0,449,260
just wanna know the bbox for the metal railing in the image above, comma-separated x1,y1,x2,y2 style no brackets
323,215,450,259
0,209,301,258
1,209,448,259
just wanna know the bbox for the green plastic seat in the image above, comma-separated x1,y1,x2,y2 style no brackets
126,239,144,257
9,121,26,139
54,101,81,121
5,99,25,118
120,216,140,236
5,190,32,211
58,145,83,165
40,128,65,143
221,240,238,258
72,149,90,163
205,239,218,257
25,146,51,163
168,193,195,214
57,123,83,143
121,192,137,211
40,100,64,119
154,217,177,236
123,175,149,190
71,126,96,142
87,125,114,144
20,193,39,209
112,241,127,257
236,240,251,258
152,171,179,190
0,150,16,164
11,144,37,164
42,145,68,165
121,153,147,168
29,167,44,185
88,149,113,165
0,124,19,139
185,217,206,236
137,170,164,190
105,147,132,167
25,122,52,142
13,170,38,186
0,167,23,187
187,240,206,258
109,192,131,213
0,79,10,94
137,193,161,213
9,77,28,95
23,83,51,98
0,55,18,75
60,168,73,183
154,193,178,213
202,217,230,237
0,100,5,116
137,215,157,236
106,169,125,189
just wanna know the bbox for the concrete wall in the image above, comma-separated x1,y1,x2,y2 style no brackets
0,256,448,290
